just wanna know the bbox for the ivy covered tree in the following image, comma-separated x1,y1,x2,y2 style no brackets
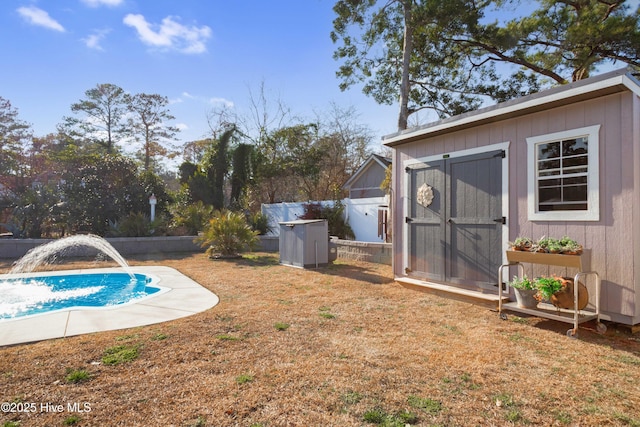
230,143,255,209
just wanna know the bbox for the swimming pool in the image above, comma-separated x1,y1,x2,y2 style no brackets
0,266,219,346
0,271,165,320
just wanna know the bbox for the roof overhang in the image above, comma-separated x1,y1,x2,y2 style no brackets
383,67,640,147
342,154,391,190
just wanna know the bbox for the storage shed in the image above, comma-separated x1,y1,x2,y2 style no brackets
279,219,329,268
384,67,640,327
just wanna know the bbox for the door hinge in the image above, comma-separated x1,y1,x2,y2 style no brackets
493,216,506,225
405,217,414,223
494,150,506,158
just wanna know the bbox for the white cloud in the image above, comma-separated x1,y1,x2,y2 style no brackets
82,29,110,50
17,6,65,32
123,14,211,54
176,92,234,108
81,0,124,7
209,97,234,108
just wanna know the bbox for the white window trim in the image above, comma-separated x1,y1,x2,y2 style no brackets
527,125,600,221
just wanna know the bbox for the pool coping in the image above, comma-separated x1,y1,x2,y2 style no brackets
0,266,219,347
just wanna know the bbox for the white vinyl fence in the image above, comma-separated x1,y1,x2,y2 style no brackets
261,197,387,243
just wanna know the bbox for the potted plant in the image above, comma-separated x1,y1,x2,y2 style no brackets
508,275,538,308
534,275,565,302
508,237,533,251
560,236,583,255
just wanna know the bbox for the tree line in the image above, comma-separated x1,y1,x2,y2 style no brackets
0,83,374,238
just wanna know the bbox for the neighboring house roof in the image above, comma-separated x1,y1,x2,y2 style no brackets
383,67,640,147
342,153,391,190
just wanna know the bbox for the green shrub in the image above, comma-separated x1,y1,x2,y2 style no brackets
108,212,152,237
248,211,272,235
196,210,259,257
300,201,354,239
170,200,214,235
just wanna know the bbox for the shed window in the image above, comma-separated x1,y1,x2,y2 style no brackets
527,125,600,221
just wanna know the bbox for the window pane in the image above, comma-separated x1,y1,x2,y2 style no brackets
562,137,587,156
563,176,587,186
539,187,560,203
538,142,560,160
539,159,560,171
539,202,587,211
562,156,588,168
564,185,587,202
539,178,561,188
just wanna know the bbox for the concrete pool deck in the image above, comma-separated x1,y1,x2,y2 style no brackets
0,266,219,346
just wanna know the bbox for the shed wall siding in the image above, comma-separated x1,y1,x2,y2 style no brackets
350,164,386,198
392,91,639,324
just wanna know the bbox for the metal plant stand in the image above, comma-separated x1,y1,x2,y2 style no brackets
498,250,606,337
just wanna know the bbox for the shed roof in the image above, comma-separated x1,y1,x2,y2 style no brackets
383,67,640,147
342,153,391,190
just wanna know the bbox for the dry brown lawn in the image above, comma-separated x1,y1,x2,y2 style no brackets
1,252,639,427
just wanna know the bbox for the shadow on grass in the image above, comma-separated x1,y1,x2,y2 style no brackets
220,252,393,284
318,263,394,285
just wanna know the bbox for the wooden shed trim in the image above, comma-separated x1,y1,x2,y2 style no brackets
383,68,640,147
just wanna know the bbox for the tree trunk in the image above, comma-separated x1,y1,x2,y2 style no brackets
397,0,413,131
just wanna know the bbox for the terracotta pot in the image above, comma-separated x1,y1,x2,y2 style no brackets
551,277,589,310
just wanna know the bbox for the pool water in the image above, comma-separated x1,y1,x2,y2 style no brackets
0,273,160,320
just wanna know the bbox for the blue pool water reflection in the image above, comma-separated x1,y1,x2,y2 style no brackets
0,273,160,320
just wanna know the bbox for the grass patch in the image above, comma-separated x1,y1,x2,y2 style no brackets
319,306,336,319
407,395,442,414
613,412,640,427
614,355,640,366
65,368,91,383
115,333,138,341
319,312,336,319
362,407,418,426
509,315,530,324
553,410,573,424
236,374,254,385
341,390,363,405
101,345,140,365
186,415,207,427
494,392,527,423
150,333,168,341
274,322,290,331
215,334,241,341
64,415,81,425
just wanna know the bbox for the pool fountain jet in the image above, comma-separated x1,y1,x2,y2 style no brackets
10,234,135,279
0,235,219,346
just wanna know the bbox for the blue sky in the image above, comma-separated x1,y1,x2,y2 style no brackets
1,0,399,153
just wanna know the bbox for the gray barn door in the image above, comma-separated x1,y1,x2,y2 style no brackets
407,150,503,291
